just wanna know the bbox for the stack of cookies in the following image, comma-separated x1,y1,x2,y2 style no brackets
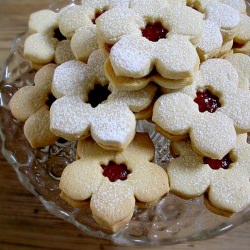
9,0,250,232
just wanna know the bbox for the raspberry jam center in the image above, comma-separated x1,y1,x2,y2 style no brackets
46,93,56,109
141,22,168,42
102,162,130,182
87,84,111,108
233,42,244,49
203,154,232,170
54,28,66,41
194,90,221,113
105,43,114,53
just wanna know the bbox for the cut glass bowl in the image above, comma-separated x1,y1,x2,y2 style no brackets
0,0,249,246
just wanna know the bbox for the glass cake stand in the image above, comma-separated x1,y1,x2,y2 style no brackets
0,0,249,246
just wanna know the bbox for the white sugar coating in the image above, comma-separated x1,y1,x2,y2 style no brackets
167,137,250,213
91,103,136,149
110,34,199,80
205,2,240,30
55,40,75,65
197,20,223,60
153,93,196,134
96,8,143,43
198,59,238,95
156,36,199,79
209,169,250,213
191,112,236,159
24,33,57,64
217,0,246,13
110,35,152,78
129,0,170,18
81,0,130,9
221,90,250,133
97,1,203,45
50,96,92,140
163,4,203,45
108,83,157,112
58,5,92,38
226,53,250,89
52,60,87,98
29,9,58,34
86,50,107,84
234,14,250,43
152,58,249,158
167,155,212,197
71,25,98,62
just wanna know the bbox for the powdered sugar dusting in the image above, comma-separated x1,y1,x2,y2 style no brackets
197,20,223,60
108,84,157,112
205,2,240,30
168,137,250,213
152,58,249,159
81,0,131,10
96,1,203,79
52,60,87,98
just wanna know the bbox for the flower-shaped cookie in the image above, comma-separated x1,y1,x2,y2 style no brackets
96,0,202,90
58,1,130,62
24,10,74,68
50,50,157,150
60,133,169,232
9,64,58,148
167,134,250,215
153,59,250,159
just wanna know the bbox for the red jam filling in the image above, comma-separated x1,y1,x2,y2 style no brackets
87,84,111,108
194,90,221,113
233,42,244,49
141,22,168,42
203,154,232,170
92,9,107,24
54,28,66,41
46,93,56,109
102,162,130,182
105,43,114,53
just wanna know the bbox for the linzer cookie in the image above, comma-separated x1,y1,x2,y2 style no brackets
153,59,250,159
167,135,250,216
59,133,169,232
50,50,157,150
24,10,74,68
59,1,130,62
96,0,202,90
9,64,58,148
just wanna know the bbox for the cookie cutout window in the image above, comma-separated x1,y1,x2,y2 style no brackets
203,153,232,170
102,161,131,182
141,22,168,42
46,93,57,109
53,28,66,41
87,84,111,108
194,89,221,113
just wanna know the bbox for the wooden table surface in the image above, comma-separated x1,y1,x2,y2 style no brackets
0,1,250,249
